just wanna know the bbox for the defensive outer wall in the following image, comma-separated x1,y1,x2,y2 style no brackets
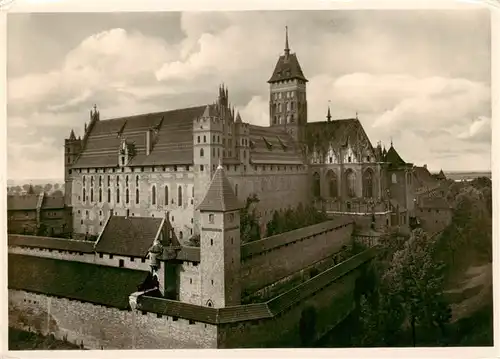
8,218,376,349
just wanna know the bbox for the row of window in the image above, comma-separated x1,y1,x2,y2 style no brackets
273,91,296,100
71,165,190,176
81,185,189,206
272,101,296,113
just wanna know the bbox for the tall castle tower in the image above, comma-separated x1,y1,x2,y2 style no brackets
268,26,308,144
197,162,242,308
64,129,82,207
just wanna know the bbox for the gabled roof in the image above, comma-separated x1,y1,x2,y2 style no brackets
268,53,308,83
414,166,438,188
248,125,304,165
198,164,242,212
95,216,163,257
8,253,147,309
384,145,406,166
305,119,375,159
436,169,447,180
72,106,206,169
7,195,39,211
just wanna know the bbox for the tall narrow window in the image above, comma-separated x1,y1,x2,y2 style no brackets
117,188,120,203
116,176,119,186
136,189,139,204
99,188,102,202
82,188,86,202
83,176,86,186
200,148,204,157
107,188,111,202
126,175,129,187
135,175,139,187
164,186,169,205
178,185,183,206
152,186,156,205
126,188,129,204
90,189,94,202
235,184,238,197
107,176,110,186
99,176,102,186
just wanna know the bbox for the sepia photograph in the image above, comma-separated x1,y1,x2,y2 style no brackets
4,4,494,351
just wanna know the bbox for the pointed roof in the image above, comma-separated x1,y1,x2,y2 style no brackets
197,163,242,212
436,169,447,180
235,111,242,123
202,104,218,118
69,129,76,140
326,106,332,122
268,27,307,83
384,145,406,166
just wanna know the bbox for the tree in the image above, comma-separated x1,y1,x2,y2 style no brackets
44,183,53,193
52,190,64,197
240,194,261,243
54,183,60,190
27,184,35,194
187,234,200,247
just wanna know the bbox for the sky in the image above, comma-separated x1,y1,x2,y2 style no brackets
6,10,491,181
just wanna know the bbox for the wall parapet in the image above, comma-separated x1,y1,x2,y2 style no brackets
241,218,353,259
135,248,376,324
8,234,95,253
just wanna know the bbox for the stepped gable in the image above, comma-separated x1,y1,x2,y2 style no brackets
248,125,304,165
384,145,406,167
95,216,163,257
305,119,375,158
7,195,39,211
268,53,308,83
72,106,206,168
198,164,242,212
8,253,147,309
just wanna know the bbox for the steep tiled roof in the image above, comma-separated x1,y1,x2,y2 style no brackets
268,53,307,83
248,125,304,165
305,119,375,159
42,195,65,209
73,106,206,168
241,218,353,258
384,145,406,166
158,245,200,262
8,234,95,253
7,195,38,211
198,165,242,212
8,253,147,309
95,216,163,257
436,169,447,180
414,166,438,188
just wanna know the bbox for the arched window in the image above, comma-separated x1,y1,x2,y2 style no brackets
99,176,102,186
278,103,282,112
312,172,321,198
91,177,94,187
107,188,111,202
178,185,183,206
392,173,397,184
83,176,86,186
116,176,119,186
126,189,129,204
82,188,86,202
126,175,129,187
152,185,156,205
107,175,110,186
200,148,204,157
90,189,94,202
235,184,238,197
206,300,213,307
326,170,338,198
136,188,139,204
203,135,206,143
346,170,356,198
164,186,169,205
135,175,139,187
209,214,215,224
99,188,102,202
116,188,120,203
191,186,194,197
363,169,374,198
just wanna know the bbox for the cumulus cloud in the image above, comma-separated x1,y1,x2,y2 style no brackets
7,10,491,179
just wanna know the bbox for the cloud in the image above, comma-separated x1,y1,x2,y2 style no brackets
458,116,491,142
7,10,492,179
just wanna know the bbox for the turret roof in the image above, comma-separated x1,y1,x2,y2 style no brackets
197,163,242,212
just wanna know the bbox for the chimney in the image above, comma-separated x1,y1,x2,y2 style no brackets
423,164,427,169
146,129,152,156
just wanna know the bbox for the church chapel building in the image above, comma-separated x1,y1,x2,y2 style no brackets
64,29,416,244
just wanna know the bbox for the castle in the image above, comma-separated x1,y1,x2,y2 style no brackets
8,29,446,349
63,28,416,244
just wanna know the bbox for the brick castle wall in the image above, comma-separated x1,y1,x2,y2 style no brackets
241,222,353,293
8,290,217,349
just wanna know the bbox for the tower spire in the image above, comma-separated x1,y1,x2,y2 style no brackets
284,26,290,57
326,101,332,122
